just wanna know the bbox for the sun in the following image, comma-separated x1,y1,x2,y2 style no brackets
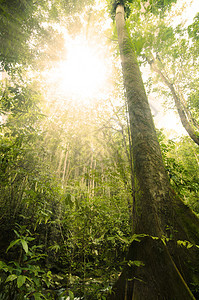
45,36,109,105
60,40,107,97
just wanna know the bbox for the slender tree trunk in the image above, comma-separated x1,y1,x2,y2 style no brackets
57,150,64,177
88,153,95,200
62,145,69,184
109,5,199,299
149,59,199,145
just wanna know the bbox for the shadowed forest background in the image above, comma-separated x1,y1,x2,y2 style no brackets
0,0,199,299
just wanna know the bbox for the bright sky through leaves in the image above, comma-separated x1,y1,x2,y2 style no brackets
42,0,198,137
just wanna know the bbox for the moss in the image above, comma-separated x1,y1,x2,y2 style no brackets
109,236,196,299
172,192,199,243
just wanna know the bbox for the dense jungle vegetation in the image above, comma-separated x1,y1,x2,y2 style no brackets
0,0,199,299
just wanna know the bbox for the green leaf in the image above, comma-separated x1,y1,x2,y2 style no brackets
17,275,26,288
21,239,28,253
33,277,40,287
107,236,115,241
6,239,21,252
47,271,52,280
26,237,35,242
0,260,7,270
26,276,33,283
68,290,74,300
14,230,21,238
177,240,194,249
49,243,60,253
33,292,43,300
127,260,145,267
116,235,130,244
131,233,147,243
5,274,18,283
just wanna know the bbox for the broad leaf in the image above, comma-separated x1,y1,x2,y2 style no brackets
6,239,21,252
5,274,17,283
17,275,26,288
21,239,28,253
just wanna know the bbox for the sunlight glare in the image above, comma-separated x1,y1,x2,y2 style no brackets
48,37,108,104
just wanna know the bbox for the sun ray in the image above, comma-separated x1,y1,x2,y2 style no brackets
44,35,110,106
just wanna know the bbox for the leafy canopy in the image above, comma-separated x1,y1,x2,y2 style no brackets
108,0,177,19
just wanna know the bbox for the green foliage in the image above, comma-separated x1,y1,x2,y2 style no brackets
107,0,133,20
141,0,177,16
147,0,177,8
0,0,64,71
108,0,177,19
127,1,199,143
0,225,54,299
158,132,199,214
6,226,34,254
0,72,133,299
128,14,176,57
188,13,199,41
0,0,199,298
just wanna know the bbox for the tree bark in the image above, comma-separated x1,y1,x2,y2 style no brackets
109,4,199,299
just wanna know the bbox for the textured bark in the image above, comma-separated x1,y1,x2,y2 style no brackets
115,4,172,236
108,4,199,299
109,236,196,300
150,59,199,146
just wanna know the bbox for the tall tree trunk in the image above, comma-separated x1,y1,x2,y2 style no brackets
109,4,199,299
